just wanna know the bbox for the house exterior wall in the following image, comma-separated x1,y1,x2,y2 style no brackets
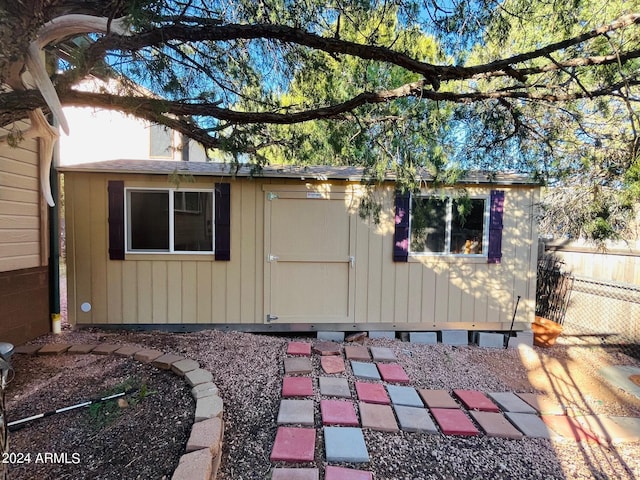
64,171,538,331
0,121,50,344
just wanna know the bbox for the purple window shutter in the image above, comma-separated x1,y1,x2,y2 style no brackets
215,183,231,261
107,180,125,260
488,190,505,264
393,192,410,262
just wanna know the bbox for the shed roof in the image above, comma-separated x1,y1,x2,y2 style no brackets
58,159,538,185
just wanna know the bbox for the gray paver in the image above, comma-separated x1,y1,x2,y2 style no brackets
441,330,468,346
194,395,224,422
574,415,640,444
488,392,537,413
368,331,396,339
272,468,320,480
191,382,220,400
113,345,141,357
172,358,200,376
277,399,315,426
317,331,345,342
284,357,313,374
470,411,523,439
394,405,438,433
351,361,380,380
409,332,437,344
387,385,423,407
324,427,369,463
67,344,98,354
133,349,164,363
91,343,121,355
319,376,351,398
185,368,214,387
152,353,185,369
370,347,396,362
504,412,554,439
599,365,640,400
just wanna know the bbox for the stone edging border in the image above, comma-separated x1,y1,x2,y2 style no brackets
13,342,223,480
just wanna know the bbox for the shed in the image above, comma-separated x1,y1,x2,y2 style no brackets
60,160,539,334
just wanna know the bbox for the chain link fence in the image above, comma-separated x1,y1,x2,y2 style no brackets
562,276,640,358
537,253,640,359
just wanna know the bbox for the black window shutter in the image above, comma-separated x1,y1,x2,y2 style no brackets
108,180,125,260
215,183,231,261
488,190,505,264
393,192,410,262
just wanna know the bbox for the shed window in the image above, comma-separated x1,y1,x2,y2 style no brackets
410,196,488,255
126,189,214,253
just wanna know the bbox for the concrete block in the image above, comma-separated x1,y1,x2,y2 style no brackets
368,331,396,339
152,353,185,369
113,345,141,357
409,332,438,344
185,368,214,387
284,357,312,375
37,343,71,355
317,331,345,342
507,331,534,348
67,344,98,354
194,395,223,422
185,417,224,455
171,449,212,480
504,412,555,439
441,330,468,346
91,343,121,355
470,411,523,439
172,359,200,376
133,349,164,363
191,382,220,400
477,332,506,348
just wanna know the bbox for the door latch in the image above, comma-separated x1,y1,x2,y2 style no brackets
349,256,355,268
268,254,279,262
266,314,279,322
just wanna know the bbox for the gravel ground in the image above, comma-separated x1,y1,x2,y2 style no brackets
5,327,640,480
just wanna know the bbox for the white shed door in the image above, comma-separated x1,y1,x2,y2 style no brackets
264,188,356,324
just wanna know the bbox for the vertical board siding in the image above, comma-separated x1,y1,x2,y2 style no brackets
65,172,537,328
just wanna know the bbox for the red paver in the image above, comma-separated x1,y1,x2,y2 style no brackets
355,382,390,405
325,465,373,480
321,400,359,426
287,342,312,356
430,408,480,436
541,415,600,443
359,402,399,432
344,345,370,361
272,468,319,480
321,356,345,374
270,427,316,462
282,377,314,397
453,390,500,412
376,363,410,384
418,389,458,409
313,341,341,356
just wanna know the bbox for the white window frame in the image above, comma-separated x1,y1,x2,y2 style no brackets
125,187,215,254
409,193,490,257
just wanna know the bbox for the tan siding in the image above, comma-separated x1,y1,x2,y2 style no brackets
152,262,168,323
240,181,257,323
196,262,211,323
137,261,153,323
0,122,45,272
